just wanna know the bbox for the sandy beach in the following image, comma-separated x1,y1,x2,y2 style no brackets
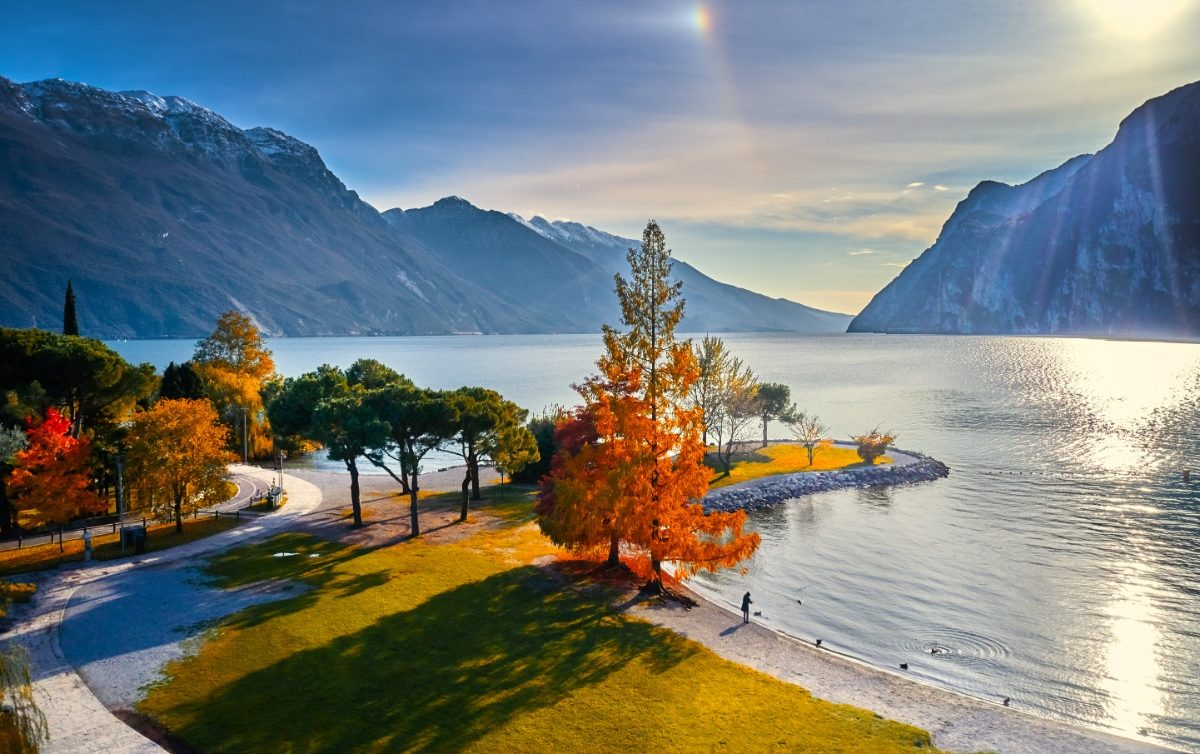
631,587,1178,754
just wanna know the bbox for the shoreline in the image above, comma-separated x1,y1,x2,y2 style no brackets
638,578,1180,754
17,464,1186,753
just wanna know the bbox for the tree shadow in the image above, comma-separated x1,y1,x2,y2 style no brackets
153,565,698,753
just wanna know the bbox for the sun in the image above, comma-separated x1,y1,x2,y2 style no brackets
1083,0,1193,36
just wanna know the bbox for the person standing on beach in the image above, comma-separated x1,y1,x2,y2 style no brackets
742,591,753,624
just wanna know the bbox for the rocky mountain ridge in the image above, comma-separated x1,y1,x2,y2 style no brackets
849,80,1200,339
0,76,850,338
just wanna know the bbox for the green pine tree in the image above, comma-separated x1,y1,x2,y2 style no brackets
63,281,79,336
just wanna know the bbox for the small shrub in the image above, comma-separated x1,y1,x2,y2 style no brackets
851,429,896,464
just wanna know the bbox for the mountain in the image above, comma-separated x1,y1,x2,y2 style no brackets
383,198,618,332
0,77,538,338
507,215,852,333
0,75,848,338
849,80,1200,339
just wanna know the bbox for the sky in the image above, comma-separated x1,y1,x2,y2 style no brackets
3,1,1199,314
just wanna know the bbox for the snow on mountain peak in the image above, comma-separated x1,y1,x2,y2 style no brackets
245,126,319,160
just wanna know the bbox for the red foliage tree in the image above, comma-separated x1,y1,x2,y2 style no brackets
7,408,105,528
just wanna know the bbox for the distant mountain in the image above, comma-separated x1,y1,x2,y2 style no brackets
383,198,616,332
507,214,852,333
0,75,848,337
849,80,1200,339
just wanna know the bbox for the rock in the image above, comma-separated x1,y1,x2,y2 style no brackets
702,448,951,513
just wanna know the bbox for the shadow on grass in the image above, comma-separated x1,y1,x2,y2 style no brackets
156,563,697,754
198,533,393,632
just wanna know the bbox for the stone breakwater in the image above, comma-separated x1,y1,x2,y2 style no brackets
703,452,951,514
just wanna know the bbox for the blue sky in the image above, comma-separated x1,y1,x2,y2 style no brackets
3,0,1198,313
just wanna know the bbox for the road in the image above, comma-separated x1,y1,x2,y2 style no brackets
0,469,275,553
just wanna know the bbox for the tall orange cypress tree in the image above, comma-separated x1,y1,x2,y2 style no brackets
538,221,759,591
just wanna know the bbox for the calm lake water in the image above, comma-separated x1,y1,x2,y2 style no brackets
111,333,1200,751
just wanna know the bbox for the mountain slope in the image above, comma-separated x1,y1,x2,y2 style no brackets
383,199,618,332
0,75,849,338
509,215,852,333
0,77,539,337
849,80,1200,339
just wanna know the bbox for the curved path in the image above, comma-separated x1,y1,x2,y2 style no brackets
0,465,322,754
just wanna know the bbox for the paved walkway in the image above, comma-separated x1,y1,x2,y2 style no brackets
0,465,322,754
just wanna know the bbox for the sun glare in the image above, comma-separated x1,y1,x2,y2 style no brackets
1100,562,1165,737
1083,0,1193,36
691,4,712,36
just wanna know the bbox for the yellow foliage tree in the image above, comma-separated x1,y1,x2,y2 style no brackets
193,311,276,460
125,399,233,532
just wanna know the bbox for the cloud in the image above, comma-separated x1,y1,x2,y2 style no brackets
882,261,911,267
848,248,876,256
907,182,925,188
934,184,950,191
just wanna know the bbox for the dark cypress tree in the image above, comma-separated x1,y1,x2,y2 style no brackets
63,281,79,336
160,361,207,401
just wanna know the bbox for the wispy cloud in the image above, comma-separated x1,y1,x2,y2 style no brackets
848,248,876,256
4,0,1196,311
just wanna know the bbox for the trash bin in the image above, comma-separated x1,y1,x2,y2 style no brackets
121,525,147,553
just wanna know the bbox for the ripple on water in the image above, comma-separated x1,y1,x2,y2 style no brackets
893,627,1012,669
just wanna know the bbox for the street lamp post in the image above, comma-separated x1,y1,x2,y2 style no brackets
115,451,125,518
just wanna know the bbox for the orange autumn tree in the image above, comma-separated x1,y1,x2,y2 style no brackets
538,220,760,593
193,311,276,460
7,408,106,529
125,399,233,532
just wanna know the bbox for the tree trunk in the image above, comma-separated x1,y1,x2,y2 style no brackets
368,458,409,494
459,470,470,523
0,475,14,534
649,557,663,590
409,484,421,537
468,444,482,501
174,492,184,533
762,419,768,448
607,530,620,567
806,445,814,466
347,459,363,528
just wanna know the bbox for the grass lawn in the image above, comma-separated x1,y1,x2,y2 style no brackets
708,442,891,489
140,492,943,753
0,515,242,578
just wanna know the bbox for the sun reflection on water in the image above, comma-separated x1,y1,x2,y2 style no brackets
1100,560,1164,739
1058,339,1200,473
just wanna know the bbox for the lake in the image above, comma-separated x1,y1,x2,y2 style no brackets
110,332,1200,751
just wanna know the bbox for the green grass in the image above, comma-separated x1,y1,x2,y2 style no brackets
140,490,943,754
708,442,891,489
0,516,242,577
